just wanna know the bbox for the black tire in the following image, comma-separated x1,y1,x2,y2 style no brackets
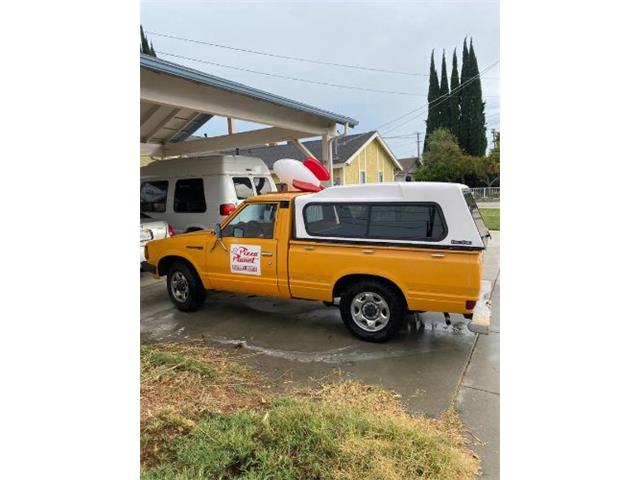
339,279,405,342
166,261,206,312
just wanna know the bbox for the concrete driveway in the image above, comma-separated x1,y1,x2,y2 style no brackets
141,232,500,420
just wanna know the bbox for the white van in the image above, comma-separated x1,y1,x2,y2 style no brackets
140,155,276,233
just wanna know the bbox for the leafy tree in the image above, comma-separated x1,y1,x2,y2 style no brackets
449,49,461,142
416,128,467,183
479,131,500,186
423,50,440,152
416,127,496,187
140,25,156,57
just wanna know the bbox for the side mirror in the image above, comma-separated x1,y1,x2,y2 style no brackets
211,223,228,253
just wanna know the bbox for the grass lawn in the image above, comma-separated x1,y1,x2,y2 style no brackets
140,343,479,480
479,208,500,231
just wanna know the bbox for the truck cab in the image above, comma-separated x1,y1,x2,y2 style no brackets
143,183,491,342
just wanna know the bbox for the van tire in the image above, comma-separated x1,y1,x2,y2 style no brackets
339,280,405,342
166,261,206,312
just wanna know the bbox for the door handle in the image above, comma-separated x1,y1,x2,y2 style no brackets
361,249,375,254
303,246,315,251
262,251,273,257
431,253,446,258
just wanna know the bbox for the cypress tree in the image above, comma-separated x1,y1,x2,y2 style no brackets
459,38,472,154
140,25,157,57
466,39,487,156
423,50,440,153
449,48,461,142
438,50,450,132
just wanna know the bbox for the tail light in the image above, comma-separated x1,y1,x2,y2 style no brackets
220,203,236,216
167,224,176,237
465,300,477,310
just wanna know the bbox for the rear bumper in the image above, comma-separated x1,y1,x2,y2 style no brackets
468,280,492,334
140,261,157,274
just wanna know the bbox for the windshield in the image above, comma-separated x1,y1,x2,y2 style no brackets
463,190,490,246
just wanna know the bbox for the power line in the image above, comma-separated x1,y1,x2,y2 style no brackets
376,60,499,132
149,30,431,77
338,60,499,151
381,60,500,134
157,51,428,97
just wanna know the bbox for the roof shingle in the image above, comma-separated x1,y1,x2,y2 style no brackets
224,131,377,169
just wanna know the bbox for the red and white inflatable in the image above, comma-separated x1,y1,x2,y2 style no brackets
273,157,330,192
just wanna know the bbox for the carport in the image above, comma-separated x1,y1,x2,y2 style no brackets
140,54,358,185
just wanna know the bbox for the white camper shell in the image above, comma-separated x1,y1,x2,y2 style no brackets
140,155,276,233
294,182,490,249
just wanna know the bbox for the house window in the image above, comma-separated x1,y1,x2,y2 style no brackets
359,170,366,184
378,171,384,183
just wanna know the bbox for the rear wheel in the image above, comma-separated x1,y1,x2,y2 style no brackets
339,280,405,342
166,261,206,312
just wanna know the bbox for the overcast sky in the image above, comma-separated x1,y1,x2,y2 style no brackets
141,0,500,159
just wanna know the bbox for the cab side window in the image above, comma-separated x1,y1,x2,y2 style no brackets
222,203,277,239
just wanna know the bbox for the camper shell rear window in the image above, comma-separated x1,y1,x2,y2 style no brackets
302,202,447,242
463,190,490,246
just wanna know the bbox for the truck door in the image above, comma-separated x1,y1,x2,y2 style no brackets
205,202,280,297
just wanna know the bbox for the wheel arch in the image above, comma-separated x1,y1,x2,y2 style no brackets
157,255,199,277
332,274,408,308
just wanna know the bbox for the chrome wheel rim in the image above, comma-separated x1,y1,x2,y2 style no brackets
170,271,189,303
350,291,390,332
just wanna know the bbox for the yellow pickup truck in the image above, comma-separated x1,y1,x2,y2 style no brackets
143,183,491,342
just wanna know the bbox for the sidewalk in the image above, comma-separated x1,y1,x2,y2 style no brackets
457,231,500,478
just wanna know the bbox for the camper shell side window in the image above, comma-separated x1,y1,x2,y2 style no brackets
302,202,447,242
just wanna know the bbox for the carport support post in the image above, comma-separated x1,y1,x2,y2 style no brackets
321,134,334,187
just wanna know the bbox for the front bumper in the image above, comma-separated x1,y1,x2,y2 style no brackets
140,261,156,274
468,280,492,334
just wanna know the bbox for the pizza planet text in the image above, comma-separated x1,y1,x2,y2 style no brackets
230,244,261,275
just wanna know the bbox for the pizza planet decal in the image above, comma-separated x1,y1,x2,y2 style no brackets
230,244,261,276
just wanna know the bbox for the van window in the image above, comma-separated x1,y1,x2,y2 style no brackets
303,204,369,237
233,177,254,200
174,178,207,213
369,204,446,241
463,190,490,245
221,203,277,239
303,202,447,242
140,181,168,213
253,177,273,195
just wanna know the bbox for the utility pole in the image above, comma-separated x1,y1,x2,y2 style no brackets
416,132,422,163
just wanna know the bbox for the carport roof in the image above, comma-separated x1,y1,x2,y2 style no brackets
141,54,358,128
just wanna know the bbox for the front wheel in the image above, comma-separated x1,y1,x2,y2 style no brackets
166,261,206,312
339,280,405,342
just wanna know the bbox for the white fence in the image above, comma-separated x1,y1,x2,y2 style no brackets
470,187,500,199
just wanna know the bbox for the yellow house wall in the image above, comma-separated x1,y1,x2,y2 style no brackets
343,137,397,184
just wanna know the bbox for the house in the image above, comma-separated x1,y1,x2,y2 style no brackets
395,156,423,182
228,131,402,185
